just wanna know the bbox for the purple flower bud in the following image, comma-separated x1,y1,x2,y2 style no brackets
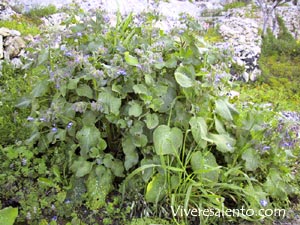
67,122,73,129
52,216,57,221
260,199,268,207
27,116,34,121
21,158,27,166
51,127,58,133
117,69,127,76
39,117,46,122
262,146,271,151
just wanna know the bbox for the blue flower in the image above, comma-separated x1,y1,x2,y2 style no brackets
39,117,46,122
262,146,271,151
67,122,73,129
51,127,58,133
260,199,268,207
52,215,57,221
117,69,127,76
27,116,34,121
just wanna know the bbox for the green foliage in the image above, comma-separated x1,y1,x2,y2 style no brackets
24,4,57,24
223,1,247,11
0,18,40,35
258,15,300,105
203,25,223,43
230,61,245,75
128,217,171,225
235,81,300,111
0,62,33,145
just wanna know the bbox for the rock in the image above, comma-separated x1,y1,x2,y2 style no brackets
4,36,26,58
0,0,18,20
0,27,12,37
242,71,249,82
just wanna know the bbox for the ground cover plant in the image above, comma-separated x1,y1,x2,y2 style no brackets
0,4,299,225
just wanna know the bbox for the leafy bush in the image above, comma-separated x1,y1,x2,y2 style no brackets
1,9,299,225
223,1,248,11
0,18,40,35
23,4,57,25
0,62,33,146
259,15,300,99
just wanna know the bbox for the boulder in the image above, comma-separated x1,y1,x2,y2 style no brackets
4,36,26,59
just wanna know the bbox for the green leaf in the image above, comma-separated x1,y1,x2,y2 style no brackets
153,125,183,155
86,166,113,209
208,133,236,153
128,101,143,117
215,99,239,122
190,151,219,182
242,148,260,171
132,134,148,147
122,136,139,170
67,78,80,90
0,207,18,225
214,116,226,134
215,99,233,121
70,157,93,177
103,154,125,177
124,51,139,66
144,113,159,129
189,117,210,148
174,65,195,87
133,84,149,95
76,84,93,99
98,91,121,115
175,72,193,88
31,80,49,98
145,173,166,203
38,178,57,188
76,125,102,158
15,97,31,108
37,48,49,65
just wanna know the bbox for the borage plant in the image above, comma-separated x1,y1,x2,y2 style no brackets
23,9,299,224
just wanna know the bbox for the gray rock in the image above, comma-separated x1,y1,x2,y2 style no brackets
4,36,26,58
0,27,12,37
242,71,249,82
